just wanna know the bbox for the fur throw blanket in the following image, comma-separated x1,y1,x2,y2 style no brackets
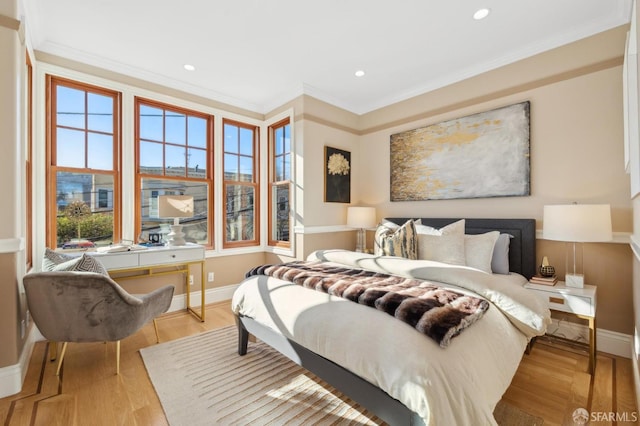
246,261,490,348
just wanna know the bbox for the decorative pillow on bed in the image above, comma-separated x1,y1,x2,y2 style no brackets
464,231,500,273
414,219,466,265
491,233,512,275
374,219,418,259
42,249,109,276
373,219,421,256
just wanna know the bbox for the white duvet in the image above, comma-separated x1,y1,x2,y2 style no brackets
231,250,551,425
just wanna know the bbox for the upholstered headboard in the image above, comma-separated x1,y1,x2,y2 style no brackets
385,218,537,279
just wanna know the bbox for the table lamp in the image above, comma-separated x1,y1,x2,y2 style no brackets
158,195,194,246
346,206,377,253
542,204,612,288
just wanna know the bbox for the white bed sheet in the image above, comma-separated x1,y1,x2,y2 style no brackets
231,250,550,425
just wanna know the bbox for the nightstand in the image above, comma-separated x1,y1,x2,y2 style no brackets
524,281,597,374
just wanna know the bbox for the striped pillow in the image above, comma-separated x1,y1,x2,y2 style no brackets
43,251,108,276
42,248,75,271
374,219,418,259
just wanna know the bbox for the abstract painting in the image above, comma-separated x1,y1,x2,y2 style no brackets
324,146,351,203
390,101,530,201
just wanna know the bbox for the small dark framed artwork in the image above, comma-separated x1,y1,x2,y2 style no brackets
324,146,351,203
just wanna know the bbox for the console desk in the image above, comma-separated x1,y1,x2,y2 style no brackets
90,243,206,322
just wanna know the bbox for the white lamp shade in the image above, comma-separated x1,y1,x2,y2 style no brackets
346,207,377,229
158,195,194,218
543,204,612,242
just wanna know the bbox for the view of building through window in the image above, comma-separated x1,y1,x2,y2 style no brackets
136,99,212,247
49,77,120,249
270,119,291,246
49,76,291,251
223,120,259,247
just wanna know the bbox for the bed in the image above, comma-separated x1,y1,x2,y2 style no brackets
231,218,550,425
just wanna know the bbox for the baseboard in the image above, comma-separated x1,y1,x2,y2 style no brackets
0,326,38,399
167,283,239,313
547,318,632,358
632,328,640,412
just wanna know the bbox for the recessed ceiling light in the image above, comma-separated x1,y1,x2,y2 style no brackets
183,64,196,71
473,8,490,20
355,70,366,77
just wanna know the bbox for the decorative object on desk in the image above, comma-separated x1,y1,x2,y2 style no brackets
346,206,377,252
543,204,612,288
539,256,555,277
158,195,194,246
324,146,351,203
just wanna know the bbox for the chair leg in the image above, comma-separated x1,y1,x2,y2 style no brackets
153,318,160,343
116,340,120,375
56,342,68,376
49,341,58,361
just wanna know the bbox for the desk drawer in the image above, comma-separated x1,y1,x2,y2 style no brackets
91,253,139,270
533,289,594,317
139,247,204,266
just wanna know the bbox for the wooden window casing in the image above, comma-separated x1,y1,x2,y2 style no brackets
268,118,291,248
134,97,214,249
222,119,260,248
45,75,122,249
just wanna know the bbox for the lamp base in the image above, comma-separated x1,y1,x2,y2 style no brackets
565,273,584,288
166,224,186,246
355,228,366,253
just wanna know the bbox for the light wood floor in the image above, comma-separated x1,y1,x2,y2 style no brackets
1,301,637,425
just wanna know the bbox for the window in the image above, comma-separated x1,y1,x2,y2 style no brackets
223,119,259,248
268,118,291,247
135,98,213,248
46,76,121,249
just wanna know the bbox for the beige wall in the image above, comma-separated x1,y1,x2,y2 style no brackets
0,0,29,371
291,26,633,335
107,254,268,297
0,253,20,367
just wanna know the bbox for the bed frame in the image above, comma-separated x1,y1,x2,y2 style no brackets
236,218,536,425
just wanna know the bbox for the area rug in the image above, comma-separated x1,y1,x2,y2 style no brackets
140,326,542,425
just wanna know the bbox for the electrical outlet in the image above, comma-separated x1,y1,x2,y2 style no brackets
208,272,215,282
189,275,194,286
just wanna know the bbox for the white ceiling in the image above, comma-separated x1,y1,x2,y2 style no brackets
23,0,632,115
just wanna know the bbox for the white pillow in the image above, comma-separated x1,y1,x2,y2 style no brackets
378,218,421,231
465,231,500,273
415,219,465,236
415,219,466,265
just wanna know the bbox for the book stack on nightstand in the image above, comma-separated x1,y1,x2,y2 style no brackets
528,274,558,286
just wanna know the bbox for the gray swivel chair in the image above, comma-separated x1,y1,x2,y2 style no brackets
23,271,174,375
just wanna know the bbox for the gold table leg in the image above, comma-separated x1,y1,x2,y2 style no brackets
185,260,205,322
